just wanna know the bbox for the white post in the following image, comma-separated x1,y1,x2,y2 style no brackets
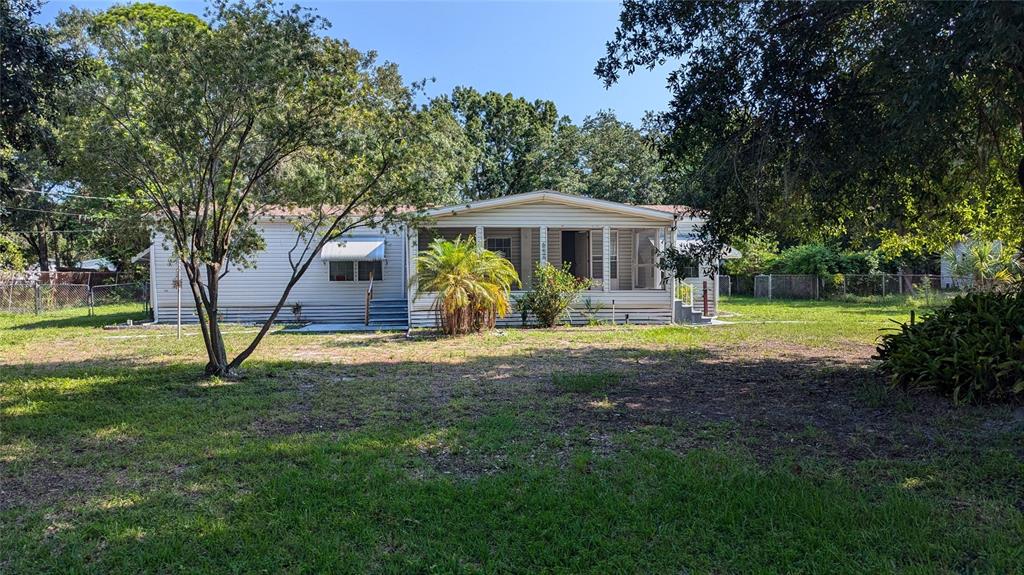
475,225,484,251
407,227,418,301
176,260,182,340
539,226,548,266
602,226,611,292
768,274,773,301
656,227,667,290
520,228,532,286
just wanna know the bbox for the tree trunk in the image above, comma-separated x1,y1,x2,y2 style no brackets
181,260,231,377
201,265,230,377
34,231,49,272
51,231,60,269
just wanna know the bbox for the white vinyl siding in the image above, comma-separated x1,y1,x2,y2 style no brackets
151,222,405,323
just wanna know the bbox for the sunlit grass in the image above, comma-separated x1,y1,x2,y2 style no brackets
0,299,1021,573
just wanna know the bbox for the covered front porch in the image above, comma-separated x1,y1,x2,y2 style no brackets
413,225,671,293
404,191,688,328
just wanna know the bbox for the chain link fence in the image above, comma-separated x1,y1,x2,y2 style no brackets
0,279,149,315
729,273,965,305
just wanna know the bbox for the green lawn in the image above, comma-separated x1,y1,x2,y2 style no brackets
1,297,1021,573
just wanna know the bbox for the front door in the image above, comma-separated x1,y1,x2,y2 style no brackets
561,231,577,275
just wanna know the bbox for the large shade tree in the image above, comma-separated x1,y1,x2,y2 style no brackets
441,87,580,199
578,110,665,204
1,0,81,270
66,1,468,376
597,1,1024,262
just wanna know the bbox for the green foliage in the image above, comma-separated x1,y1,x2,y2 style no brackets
1,0,80,187
657,244,698,280
598,1,1024,256
517,262,591,328
0,233,27,271
443,87,575,200
773,245,842,276
580,297,606,326
840,251,879,275
551,370,621,393
577,111,666,204
62,1,463,374
723,235,778,276
415,237,521,335
942,238,1017,290
440,89,667,203
876,291,1024,404
771,245,879,276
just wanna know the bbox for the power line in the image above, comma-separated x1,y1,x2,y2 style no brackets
7,186,142,203
3,229,113,234
2,206,101,218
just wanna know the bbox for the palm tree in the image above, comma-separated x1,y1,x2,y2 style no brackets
943,238,1014,290
415,237,521,335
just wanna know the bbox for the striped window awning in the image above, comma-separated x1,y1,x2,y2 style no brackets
319,238,386,261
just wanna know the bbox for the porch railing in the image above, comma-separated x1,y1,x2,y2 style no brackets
675,282,694,307
363,273,374,325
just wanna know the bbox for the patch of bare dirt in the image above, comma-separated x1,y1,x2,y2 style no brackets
554,340,1023,465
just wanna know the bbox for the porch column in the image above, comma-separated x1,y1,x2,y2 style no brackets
657,227,667,289
520,228,532,286
475,225,485,251
539,226,548,266
602,226,611,292
407,227,418,306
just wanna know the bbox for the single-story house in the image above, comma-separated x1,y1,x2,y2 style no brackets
143,190,727,328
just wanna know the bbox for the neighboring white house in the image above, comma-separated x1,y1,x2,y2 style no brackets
145,190,724,328
939,241,968,289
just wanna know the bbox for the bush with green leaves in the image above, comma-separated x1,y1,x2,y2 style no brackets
518,262,591,328
0,234,26,271
839,251,879,274
876,290,1024,404
772,244,841,275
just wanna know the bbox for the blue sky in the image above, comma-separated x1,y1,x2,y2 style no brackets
36,0,673,126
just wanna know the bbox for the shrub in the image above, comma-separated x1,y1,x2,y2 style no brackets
416,237,521,335
580,297,606,326
517,262,591,328
723,234,778,276
0,234,26,271
773,244,842,275
875,290,1024,404
839,250,879,274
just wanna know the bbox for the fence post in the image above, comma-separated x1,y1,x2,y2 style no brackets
88,286,94,316
881,274,886,298
768,274,773,300
33,284,40,315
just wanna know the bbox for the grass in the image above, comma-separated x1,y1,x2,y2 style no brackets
551,370,621,392
1,297,1021,573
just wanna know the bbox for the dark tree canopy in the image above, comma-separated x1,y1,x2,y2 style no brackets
598,0,1024,260
1,0,82,270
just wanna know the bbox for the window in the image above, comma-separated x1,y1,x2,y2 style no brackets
485,237,512,259
591,231,619,282
635,229,659,289
329,261,354,282
358,260,383,282
610,231,619,279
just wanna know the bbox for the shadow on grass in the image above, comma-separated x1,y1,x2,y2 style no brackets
4,308,148,331
2,344,1022,573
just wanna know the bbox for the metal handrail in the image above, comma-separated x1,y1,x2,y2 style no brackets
364,272,374,325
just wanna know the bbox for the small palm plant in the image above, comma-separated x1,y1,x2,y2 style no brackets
943,239,1015,290
415,237,521,335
